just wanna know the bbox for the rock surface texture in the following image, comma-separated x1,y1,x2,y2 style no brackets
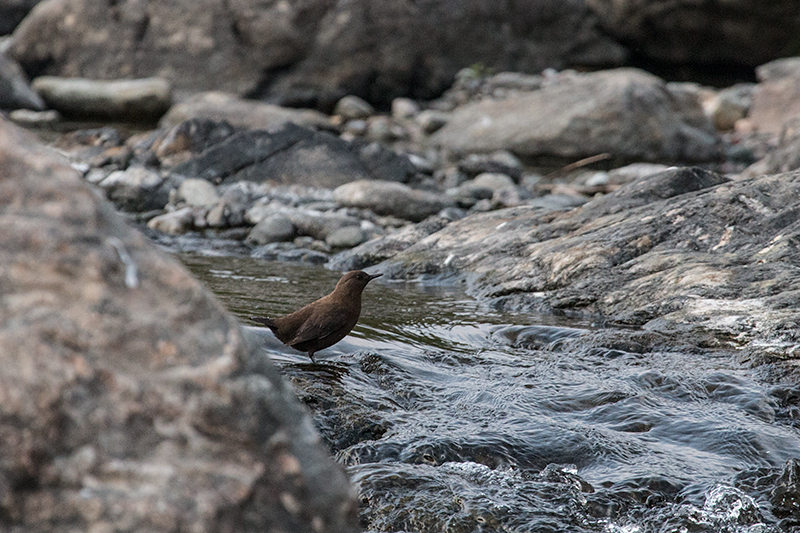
431,69,721,164
9,0,626,107
341,167,800,357
0,118,358,532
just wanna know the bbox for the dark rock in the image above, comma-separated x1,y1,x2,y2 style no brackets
0,117,358,532
10,0,626,108
333,180,455,222
0,52,45,110
160,92,329,131
172,123,414,188
31,76,171,121
770,459,800,518
356,166,800,357
586,0,800,67
432,68,721,164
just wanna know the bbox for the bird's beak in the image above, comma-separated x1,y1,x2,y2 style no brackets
367,273,383,281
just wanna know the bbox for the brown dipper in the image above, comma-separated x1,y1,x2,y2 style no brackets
251,270,382,361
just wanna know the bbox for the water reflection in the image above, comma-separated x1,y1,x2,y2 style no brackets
180,253,800,532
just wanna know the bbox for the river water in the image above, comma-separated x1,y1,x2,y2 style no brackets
181,253,800,532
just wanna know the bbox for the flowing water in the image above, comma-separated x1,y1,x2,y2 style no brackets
180,253,800,532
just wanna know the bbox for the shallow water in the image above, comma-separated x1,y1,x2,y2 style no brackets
180,253,800,532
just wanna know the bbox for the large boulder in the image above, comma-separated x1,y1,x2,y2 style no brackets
172,122,415,188
0,117,359,532
346,166,800,357
9,0,626,108
585,0,800,67
430,68,721,164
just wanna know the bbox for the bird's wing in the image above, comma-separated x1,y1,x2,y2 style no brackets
288,304,350,347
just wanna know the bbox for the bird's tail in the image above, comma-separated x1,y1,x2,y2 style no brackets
250,316,278,332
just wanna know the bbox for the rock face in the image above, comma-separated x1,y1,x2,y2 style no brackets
173,123,415,188
342,167,800,356
9,0,626,107
0,118,358,532
431,69,721,164
585,0,800,67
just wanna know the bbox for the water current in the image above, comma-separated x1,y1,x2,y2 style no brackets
180,253,800,532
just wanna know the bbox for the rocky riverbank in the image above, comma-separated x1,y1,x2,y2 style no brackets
9,59,800,375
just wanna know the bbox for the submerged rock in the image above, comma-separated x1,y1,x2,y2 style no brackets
0,118,358,532
432,68,721,164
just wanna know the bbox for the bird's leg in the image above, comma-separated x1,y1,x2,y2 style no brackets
308,351,316,363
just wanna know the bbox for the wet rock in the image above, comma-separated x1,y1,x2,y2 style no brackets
327,226,369,248
32,76,171,121
161,92,329,131
0,52,45,110
432,68,721,164
769,459,800,518
358,166,800,356
10,0,625,107
98,166,168,212
146,206,195,235
586,0,800,67
247,215,296,244
333,180,455,222
334,95,375,120
0,118,359,532
172,122,414,188
176,178,220,206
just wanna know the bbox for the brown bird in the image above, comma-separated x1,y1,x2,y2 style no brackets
251,270,382,362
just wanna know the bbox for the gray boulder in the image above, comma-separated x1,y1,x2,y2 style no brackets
176,177,220,206
10,0,626,107
431,68,721,164
172,122,415,188
0,117,358,532
32,76,171,120
333,180,455,222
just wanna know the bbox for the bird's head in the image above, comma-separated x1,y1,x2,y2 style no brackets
334,270,383,295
